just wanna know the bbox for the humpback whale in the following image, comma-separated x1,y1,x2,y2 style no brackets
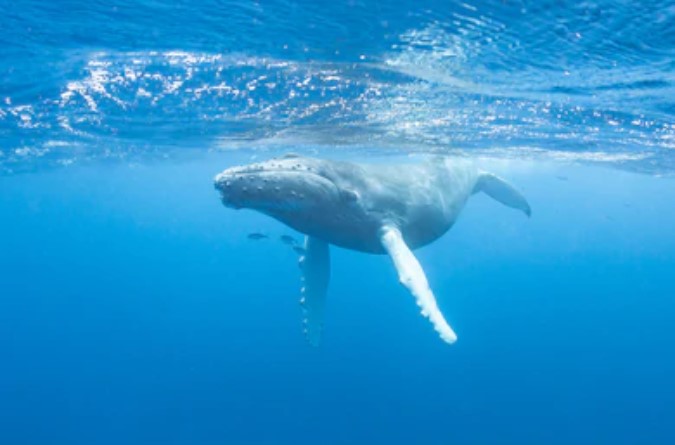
214,155,530,345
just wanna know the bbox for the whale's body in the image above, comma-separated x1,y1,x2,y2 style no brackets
215,155,530,345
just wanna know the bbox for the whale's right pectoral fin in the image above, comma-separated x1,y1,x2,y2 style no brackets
379,226,457,344
476,172,531,217
298,236,330,347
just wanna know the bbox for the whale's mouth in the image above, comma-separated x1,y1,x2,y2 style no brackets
214,163,338,212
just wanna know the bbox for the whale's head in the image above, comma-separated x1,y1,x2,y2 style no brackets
214,155,356,226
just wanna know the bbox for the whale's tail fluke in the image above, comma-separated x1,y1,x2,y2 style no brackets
475,172,531,217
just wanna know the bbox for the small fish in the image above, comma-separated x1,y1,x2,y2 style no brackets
247,232,268,241
292,246,307,255
280,235,297,245
556,175,569,181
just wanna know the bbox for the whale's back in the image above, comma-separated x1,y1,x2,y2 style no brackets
356,160,480,250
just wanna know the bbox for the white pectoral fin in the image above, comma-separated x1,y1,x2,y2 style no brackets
298,236,330,346
379,226,457,344
476,172,531,217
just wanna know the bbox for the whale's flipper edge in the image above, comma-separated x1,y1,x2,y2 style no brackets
299,236,330,346
475,172,531,217
379,226,457,344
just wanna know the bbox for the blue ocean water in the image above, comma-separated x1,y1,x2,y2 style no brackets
1,1,674,444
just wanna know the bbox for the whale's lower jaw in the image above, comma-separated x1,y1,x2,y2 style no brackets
213,160,343,218
215,172,315,213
